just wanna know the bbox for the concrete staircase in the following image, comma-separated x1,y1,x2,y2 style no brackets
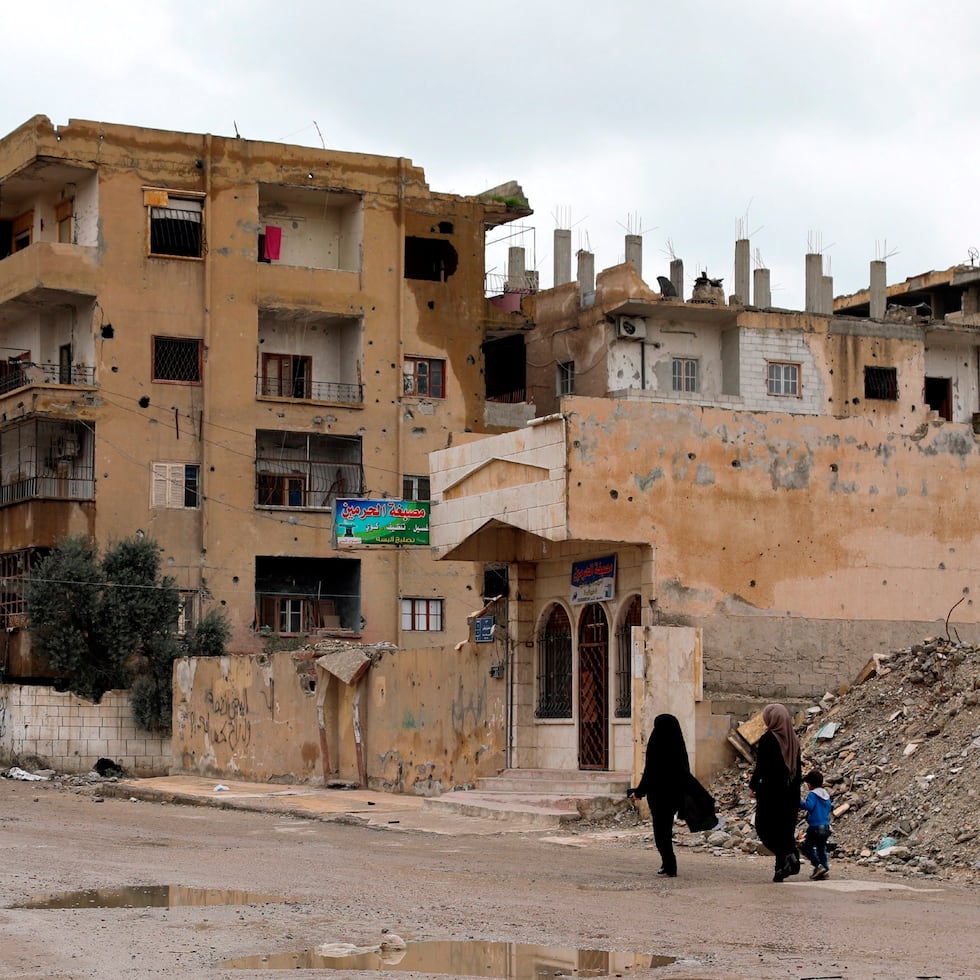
422,768,632,830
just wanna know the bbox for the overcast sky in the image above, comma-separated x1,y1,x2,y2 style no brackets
5,0,979,310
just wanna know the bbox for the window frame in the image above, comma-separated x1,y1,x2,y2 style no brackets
144,188,205,259
261,352,312,399
671,356,699,393
56,199,74,244
12,211,33,252
403,357,446,399
151,462,201,509
400,597,444,632
766,360,800,397
257,473,306,507
864,365,899,401
152,336,203,385
556,360,575,396
402,474,431,500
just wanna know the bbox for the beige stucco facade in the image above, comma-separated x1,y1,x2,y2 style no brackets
0,114,527,678
431,253,980,777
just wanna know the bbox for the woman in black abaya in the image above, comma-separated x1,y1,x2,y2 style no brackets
749,703,802,882
629,713,690,877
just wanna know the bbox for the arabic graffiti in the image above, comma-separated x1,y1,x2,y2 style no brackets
177,687,252,751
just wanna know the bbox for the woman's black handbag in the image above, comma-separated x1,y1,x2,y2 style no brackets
678,773,717,832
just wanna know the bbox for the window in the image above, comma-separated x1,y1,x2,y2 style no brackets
614,596,642,718
864,366,898,401
402,474,431,500
279,598,304,634
176,591,198,636
536,604,572,718
404,236,458,281
152,463,200,509
261,353,311,399
12,211,33,252
672,357,699,393
404,357,445,398
56,199,74,244
145,189,203,258
400,597,443,631
767,361,800,397
153,337,202,383
258,474,305,507
557,360,575,396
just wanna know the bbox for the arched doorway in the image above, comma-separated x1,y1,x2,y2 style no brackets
578,602,609,769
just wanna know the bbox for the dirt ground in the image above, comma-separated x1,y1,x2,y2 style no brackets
2,779,979,979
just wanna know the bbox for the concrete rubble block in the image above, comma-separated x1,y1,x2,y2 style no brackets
315,647,373,686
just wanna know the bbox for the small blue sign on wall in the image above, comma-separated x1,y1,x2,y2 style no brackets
475,616,495,643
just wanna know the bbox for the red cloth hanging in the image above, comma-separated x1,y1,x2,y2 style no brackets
263,225,282,261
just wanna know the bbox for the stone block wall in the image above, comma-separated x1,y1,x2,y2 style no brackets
0,684,171,775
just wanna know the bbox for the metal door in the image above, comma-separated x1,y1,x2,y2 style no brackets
577,602,609,769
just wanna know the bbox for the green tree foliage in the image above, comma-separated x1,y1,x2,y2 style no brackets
184,607,231,658
25,534,209,732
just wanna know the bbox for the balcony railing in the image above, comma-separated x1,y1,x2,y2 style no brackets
256,377,363,404
0,474,95,506
0,363,95,397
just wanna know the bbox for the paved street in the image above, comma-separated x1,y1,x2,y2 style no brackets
1,776,978,978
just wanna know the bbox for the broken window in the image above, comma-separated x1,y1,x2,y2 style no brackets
400,597,443,632
924,377,952,421
536,604,572,719
0,548,44,629
255,555,361,634
145,189,204,258
404,236,458,281
864,366,899,401
672,357,699,393
484,334,527,403
404,357,445,398
151,462,200,509
767,361,799,397
153,337,202,383
11,211,33,252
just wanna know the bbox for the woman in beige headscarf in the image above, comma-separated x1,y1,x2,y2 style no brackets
749,703,802,882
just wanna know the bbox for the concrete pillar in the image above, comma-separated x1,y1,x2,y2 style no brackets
734,238,750,306
670,258,684,301
870,260,886,320
805,253,823,313
554,230,572,286
577,249,595,303
821,275,834,316
753,267,771,308
506,246,526,292
625,234,642,276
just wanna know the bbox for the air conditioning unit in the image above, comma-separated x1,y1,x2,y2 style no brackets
615,315,647,339
55,435,80,459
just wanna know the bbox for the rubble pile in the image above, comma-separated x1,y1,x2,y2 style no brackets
699,636,980,880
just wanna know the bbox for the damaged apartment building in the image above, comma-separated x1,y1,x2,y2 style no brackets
434,235,980,778
0,113,527,688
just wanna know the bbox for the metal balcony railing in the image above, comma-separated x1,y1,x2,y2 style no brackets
256,377,363,404
0,363,95,396
0,474,95,506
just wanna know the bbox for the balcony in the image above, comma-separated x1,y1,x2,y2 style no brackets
255,430,363,510
256,376,362,405
0,361,95,396
0,418,95,510
0,242,99,306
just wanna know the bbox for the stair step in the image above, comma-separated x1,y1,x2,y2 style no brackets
423,792,583,829
475,769,631,796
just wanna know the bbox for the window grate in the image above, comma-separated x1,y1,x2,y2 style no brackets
150,206,203,257
614,595,642,717
864,366,898,401
153,337,202,383
536,604,572,718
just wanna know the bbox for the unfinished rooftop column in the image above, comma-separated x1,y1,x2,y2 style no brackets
805,253,823,313
577,249,595,304
670,258,684,300
506,246,526,292
870,260,887,320
821,274,834,316
753,267,771,308
734,238,750,306
554,229,572,286
625,234,642,276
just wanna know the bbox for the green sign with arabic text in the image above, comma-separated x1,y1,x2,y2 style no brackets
335,499,430,546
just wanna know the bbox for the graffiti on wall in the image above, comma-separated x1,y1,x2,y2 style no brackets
177,688,253,751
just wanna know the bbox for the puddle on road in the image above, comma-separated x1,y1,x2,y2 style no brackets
12,885,291,910
224,939,673,976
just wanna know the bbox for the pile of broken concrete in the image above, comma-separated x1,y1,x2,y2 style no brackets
694,636,980,881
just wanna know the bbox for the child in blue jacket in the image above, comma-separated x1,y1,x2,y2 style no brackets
800,769,833,880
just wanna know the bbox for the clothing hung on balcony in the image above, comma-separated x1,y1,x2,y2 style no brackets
263,226,282,261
